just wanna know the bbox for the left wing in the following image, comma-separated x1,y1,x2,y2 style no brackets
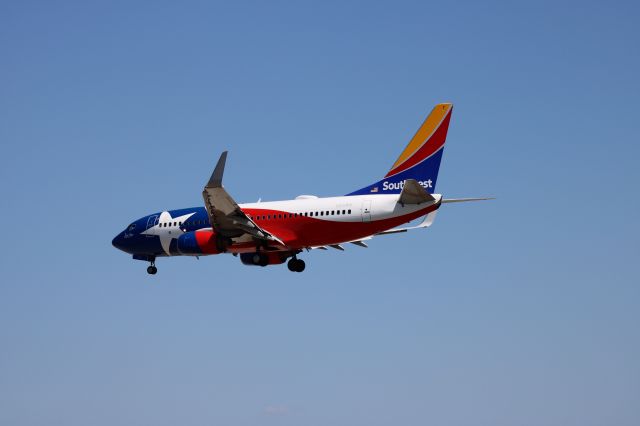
202,152,285,246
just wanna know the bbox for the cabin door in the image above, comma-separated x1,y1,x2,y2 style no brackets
361,200,372,222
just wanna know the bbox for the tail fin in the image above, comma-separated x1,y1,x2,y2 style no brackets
347,103,453,195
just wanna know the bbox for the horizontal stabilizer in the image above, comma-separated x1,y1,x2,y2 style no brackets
442,197,495,204
398,179,435,205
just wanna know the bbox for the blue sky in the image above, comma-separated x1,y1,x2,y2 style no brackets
1,1,639,425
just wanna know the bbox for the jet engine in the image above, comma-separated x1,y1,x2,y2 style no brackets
177,230,222,255
240,252,288,267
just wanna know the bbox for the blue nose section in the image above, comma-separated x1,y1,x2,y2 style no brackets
112,232,127,252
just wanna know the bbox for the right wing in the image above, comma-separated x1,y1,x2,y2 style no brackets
202,152,285,246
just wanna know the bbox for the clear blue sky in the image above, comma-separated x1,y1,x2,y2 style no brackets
1,1,638,425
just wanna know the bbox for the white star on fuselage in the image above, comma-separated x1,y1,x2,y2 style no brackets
142,211,196,255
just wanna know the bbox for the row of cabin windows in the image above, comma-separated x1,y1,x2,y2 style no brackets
156,210,352,228
159,219,208,228
250,209,351,221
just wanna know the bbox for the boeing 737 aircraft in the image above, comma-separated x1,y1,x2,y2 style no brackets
112,103,491,274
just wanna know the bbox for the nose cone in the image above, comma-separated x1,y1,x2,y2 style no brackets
112,232,126,252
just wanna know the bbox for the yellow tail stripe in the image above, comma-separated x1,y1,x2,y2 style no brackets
390,103,452,171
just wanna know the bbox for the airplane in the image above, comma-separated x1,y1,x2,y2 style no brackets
112,103,492,274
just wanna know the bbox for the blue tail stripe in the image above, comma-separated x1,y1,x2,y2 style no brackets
346,148,444,195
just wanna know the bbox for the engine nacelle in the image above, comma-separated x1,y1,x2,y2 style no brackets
177,230,222,255
240,252,288,267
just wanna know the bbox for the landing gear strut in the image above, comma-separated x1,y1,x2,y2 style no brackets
287,257,305,273
147,261,157,275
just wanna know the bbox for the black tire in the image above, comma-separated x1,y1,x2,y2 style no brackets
287,258,297,272
147,266,157,275
295,259,305,272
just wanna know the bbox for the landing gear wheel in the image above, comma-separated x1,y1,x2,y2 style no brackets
287,258,297,272
287,258,305,272
147,265,157,275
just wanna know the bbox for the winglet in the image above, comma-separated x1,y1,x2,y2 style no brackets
206,151,228,188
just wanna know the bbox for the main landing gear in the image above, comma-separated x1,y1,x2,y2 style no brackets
147,261,157,275
287,257,305,273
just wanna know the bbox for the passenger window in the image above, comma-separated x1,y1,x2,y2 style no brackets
348,209,351,214
326,211,329,215
337,210,340,215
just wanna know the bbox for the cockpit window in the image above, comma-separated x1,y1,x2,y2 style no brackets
127,224,136,232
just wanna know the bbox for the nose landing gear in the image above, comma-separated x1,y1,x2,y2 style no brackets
147,261,158,275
